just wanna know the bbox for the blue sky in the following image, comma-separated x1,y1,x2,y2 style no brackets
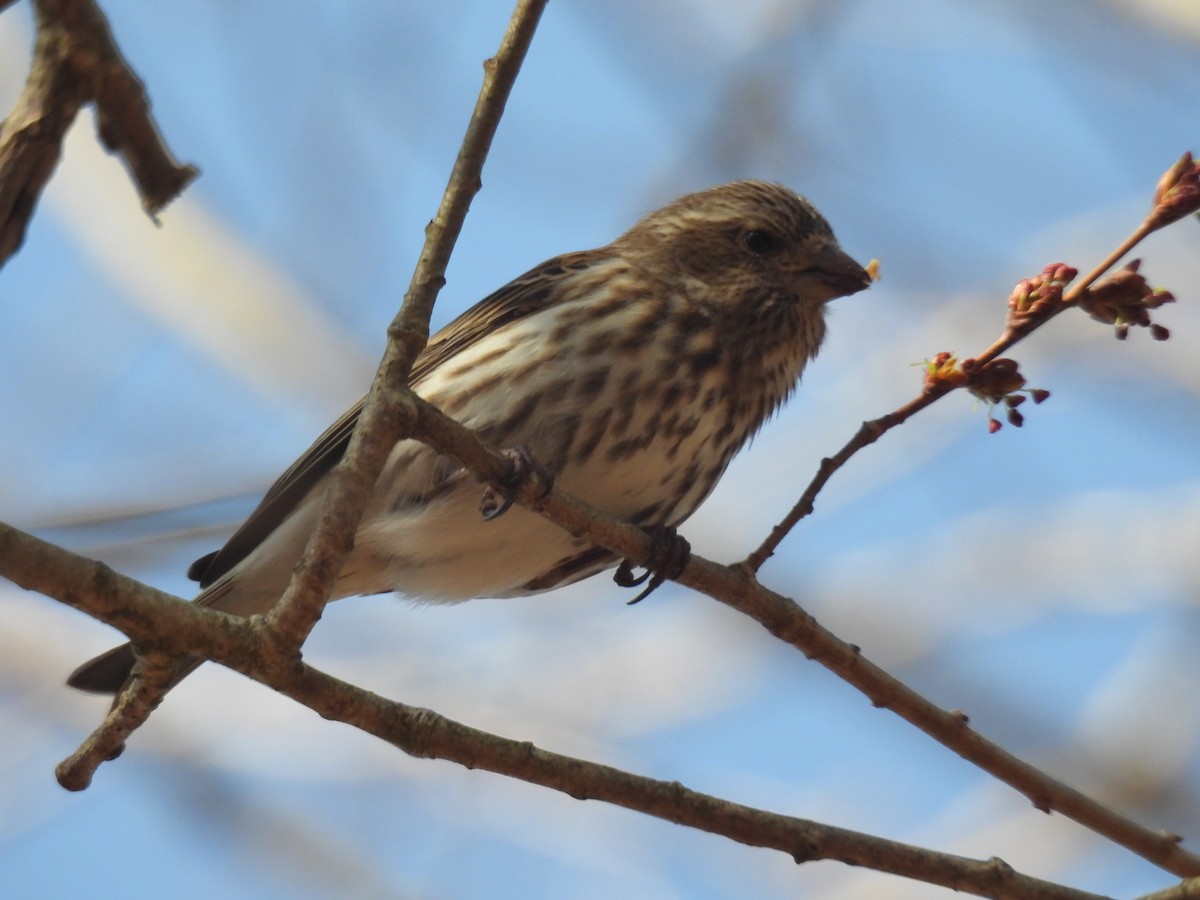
2,2,1199,898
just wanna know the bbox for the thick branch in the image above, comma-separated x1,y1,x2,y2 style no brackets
0,520,1113,899
0,521,245,654
276,663,1112,900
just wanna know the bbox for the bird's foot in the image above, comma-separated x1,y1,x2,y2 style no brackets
614,525,691,604
479,446,555,520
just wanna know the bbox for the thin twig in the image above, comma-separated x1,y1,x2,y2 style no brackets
55,649,175,789
744,214,1161,572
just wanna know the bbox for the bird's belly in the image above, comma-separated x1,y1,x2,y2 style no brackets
351,387,733,602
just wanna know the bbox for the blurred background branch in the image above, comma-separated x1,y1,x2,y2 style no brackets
0,0,196,267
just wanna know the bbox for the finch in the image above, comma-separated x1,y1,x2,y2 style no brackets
69,180,871,694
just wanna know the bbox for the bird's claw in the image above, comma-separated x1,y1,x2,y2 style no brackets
614,525,691,604
479,446,554,520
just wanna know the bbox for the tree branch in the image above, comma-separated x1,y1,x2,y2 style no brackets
0,0,197,267
262,0,549,651
746,212,1171,573
406,393,1200,880
0,519,1116,899
46,0,551,767
1136,879,1200,900
3,0,1196,890
277,663,1113,900
13,364,1200,875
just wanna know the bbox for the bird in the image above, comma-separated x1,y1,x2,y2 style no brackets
68,180,871,694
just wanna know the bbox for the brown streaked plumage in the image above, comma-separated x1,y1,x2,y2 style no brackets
68,180,871,694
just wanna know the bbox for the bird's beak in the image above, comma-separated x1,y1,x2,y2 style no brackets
807,243,873,303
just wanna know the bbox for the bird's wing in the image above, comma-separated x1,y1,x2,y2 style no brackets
187,250,611,589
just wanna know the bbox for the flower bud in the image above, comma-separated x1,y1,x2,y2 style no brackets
1148,151,1200,230
966,358,1026,404
1079,261,1173,341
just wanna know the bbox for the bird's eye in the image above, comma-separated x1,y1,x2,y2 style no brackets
742,229,777,256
